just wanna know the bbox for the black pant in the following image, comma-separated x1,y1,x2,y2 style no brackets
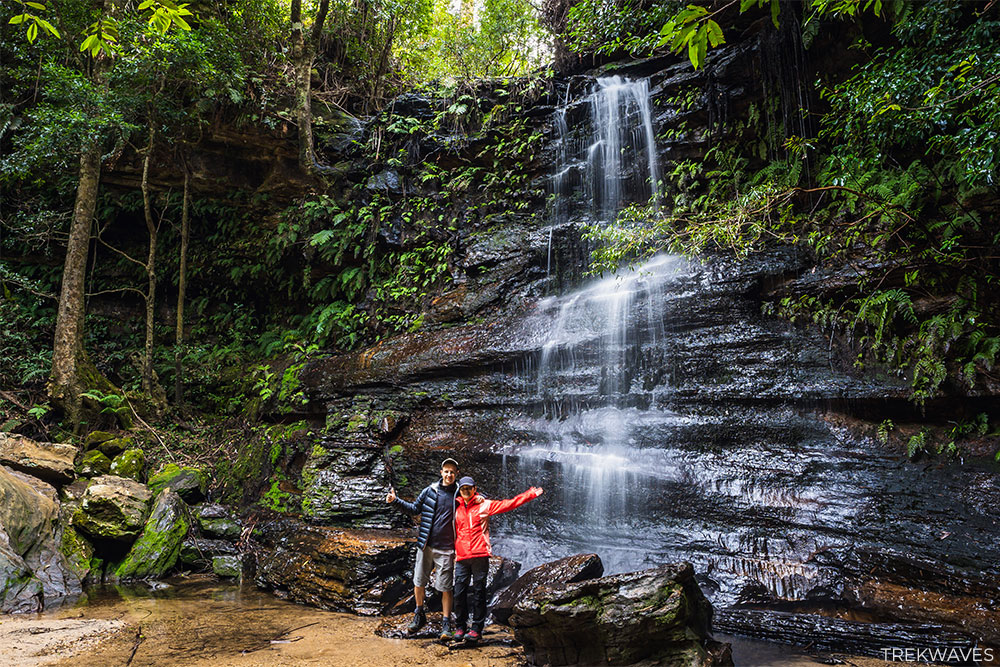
453,556,489,632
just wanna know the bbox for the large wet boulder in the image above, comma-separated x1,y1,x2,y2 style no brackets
0,433,78,484
0,466,83,611
253,515,411,615
0,532,41,612
509,563,731,666
492,553,604,625
148,464,207,503
113,489,189,580
72,475,152,542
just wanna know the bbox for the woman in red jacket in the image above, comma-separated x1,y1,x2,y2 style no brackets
451,475,543,643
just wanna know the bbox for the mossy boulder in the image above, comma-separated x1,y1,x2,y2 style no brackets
84,431,116,449
113,489,189,580
58,507,98,586
77,450,112,477
196,504,241,539
94,437,132,459
110,449,145,481
212,555,241,578
148,464,207,503
72,475,152,542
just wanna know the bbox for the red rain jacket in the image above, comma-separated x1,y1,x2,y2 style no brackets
454,487,542,561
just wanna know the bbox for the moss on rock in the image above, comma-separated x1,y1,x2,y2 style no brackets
77,450,112,477
113,489,189,580
212,555,241,578
110,449,145,481
148,464,207,503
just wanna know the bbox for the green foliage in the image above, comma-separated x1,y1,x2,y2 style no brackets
397,0,550,82
7,1,60,44
79,389,131,425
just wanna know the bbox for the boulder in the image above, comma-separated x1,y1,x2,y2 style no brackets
72,475,153,542
509,563,731,666
212,555,241,578
93,436,132,459
492,553,604,626
487,555,522,602
179,535,239,568
253,515,412,615
83,431,116,449
113,489,189,580
0,466,83,611
58,510,99,587
109,449,145,481
195,503,241,539
77,450,112,477
0,527,42,613
0,433,78,484
148,464,207,503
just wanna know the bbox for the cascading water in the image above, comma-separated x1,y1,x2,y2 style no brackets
545,77,661,278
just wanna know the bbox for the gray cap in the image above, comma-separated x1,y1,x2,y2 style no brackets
458,476,476,488
442,458,459,469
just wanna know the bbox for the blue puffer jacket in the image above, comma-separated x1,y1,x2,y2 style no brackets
392,481,457,549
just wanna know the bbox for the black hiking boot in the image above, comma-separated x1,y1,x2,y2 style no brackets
407,607,426,634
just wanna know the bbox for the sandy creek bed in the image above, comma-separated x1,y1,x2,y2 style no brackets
0,576,923,666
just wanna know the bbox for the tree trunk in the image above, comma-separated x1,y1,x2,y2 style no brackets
49,140,101,428
139,132,167,416
174,166,189,405
290,0,329,174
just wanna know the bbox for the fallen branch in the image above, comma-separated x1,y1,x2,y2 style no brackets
125,626,143,666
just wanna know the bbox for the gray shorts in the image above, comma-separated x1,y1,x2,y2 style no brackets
414,545,455,592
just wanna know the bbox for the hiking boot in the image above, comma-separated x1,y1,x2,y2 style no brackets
453,628,466,641
464,629,480,644
439,617,454,641
407,608,426,634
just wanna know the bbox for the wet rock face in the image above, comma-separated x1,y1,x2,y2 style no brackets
292,245,1000,649
509,563,731,666
113,489,190,580
252,516,412,615
72,475,153,542
300,438,397,530
0,434,78,484
492,553,604,625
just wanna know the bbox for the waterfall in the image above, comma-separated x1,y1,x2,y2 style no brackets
548,76,661,234
587,76,661,220
507,255,686,549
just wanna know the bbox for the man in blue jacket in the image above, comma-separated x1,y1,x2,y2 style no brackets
386,457,459,637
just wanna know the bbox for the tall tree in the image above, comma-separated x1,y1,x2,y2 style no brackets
290,0,330,174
